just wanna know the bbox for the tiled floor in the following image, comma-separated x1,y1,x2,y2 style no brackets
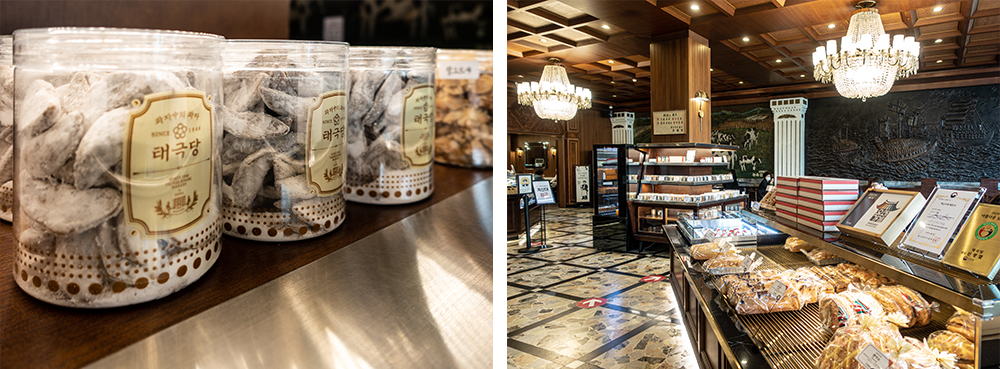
508,207,700,369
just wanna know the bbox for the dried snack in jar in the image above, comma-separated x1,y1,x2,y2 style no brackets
945,308,977,342
219,40,349,241
926,330,975,362
783,236,814,252
11,28,224,308
347,47,436,205
434,49,492,168
0,35,11,222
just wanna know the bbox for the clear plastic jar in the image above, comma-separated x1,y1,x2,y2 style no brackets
434,49,492,168
12,28,224,308
220,40,349,241
0,35,12,222
347,47,436,205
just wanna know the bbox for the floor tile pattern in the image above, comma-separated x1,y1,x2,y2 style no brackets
508,208,700,369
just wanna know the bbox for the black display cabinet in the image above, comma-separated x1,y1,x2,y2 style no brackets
592,144,639,250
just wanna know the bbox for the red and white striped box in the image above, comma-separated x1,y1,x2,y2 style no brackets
796,196,855,212
776,176,799,188
775,192,798,205
798,177,859,191
797,187,859,202
777,185,798,197
797,214,839,232
797,205,848,222
775,200,797,214
776,208,798,223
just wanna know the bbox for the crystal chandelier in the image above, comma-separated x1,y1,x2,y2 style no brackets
812,1,920,102
516,58,592,121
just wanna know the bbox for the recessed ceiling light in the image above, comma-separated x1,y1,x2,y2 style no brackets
935,39,943,43
710,68,714,71
800,74,805,77
739,81,744,84
602,24,610,30
610,81,615,84
776,59,782,63
610,106,614,109
632,78,637,82
613,95,617,97
936,60,943,63
517,75,524,78
691,4,700,10
742,37,750,42
608,60,614,63
540,38,547,42
827,24,836,29
933,6,942,12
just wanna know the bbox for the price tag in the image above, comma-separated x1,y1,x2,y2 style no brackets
856,344,891,369
740,256,752,269
703,229,715,241
768,281,787,300
437,61,478,80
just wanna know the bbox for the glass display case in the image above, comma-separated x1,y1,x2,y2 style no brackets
592,144,639,250
676,211,786,246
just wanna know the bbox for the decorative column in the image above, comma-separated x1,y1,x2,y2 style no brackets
611,111,635,144
769,97,808,176
649,30,711,143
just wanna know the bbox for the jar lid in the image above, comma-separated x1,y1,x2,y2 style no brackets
0,35,11,65
349,46,435,70
223,39,349,71
13,27,223,70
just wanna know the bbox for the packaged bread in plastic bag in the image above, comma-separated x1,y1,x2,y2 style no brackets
895,337,957,369
818,285,885,333
815,315,906,369
783,236,814,252
690,238,732,260
945,308,976,342
927,330,975,362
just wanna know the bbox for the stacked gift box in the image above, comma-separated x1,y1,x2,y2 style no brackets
773,176,800,225
795,177,859,240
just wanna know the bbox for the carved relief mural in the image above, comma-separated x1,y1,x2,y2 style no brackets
805,85,1000,181
507,99,565,136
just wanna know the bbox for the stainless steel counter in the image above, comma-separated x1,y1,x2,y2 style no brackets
85,179,493,369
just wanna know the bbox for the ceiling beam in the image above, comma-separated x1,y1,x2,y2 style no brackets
573,25,610,41
704,0,736,17
770,0,785,7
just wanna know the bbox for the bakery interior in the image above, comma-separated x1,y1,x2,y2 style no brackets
505,0,999,368
0,1,492,368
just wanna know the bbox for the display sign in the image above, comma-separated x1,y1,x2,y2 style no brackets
652,110,685,135
575,165,591,203
943,203,1000,279
517,174,533,194
532,180,556,205
837,189,926,246
856,344,891,369
901,188,981,258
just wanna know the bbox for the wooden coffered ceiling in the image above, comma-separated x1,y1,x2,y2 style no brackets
507,0,1000,109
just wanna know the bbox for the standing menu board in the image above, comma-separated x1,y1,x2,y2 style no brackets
900,188,982,258
532,180,556,205
574,165,591,203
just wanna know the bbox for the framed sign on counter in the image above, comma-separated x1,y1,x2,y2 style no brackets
943,203,1000,279
900,187,984,259
652,110,685,135
575,165,591,203
836,189,926,247
532,180,556,205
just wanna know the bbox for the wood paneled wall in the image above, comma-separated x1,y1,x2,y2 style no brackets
0,1,289,39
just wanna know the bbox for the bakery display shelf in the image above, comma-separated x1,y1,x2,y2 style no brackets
746,209,1000,320
636,142,739,150
701,246,957,369
629,180,732,186
631,195,747,209
639,162,729,167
